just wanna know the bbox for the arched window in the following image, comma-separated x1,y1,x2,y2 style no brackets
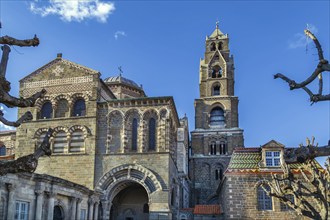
257,185,272,210
132,118,138,151
218,42,223,50
55,99,69,118
53,205,64,220
215,168,223,180
70,129,84,152
36,132,47,150
53,131,67,153
72,99,86,117
40,102,52,119
210,42,216,51
209,107,225,126
212,85,220,96
211,65,222,78
148,118,156,151
210,142,216,155
0,146,6,156
220,142,226,154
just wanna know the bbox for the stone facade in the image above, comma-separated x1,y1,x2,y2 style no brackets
190,23,244,206
0,131,16,158
1,51,190,219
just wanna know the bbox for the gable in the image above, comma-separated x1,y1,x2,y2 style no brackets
20,56,100,84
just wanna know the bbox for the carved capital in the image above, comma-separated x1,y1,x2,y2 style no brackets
35,190,44,196
46,191,57,198
6,183,15,192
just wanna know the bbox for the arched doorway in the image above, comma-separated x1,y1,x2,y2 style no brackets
53,205,64,220
110,182,149,220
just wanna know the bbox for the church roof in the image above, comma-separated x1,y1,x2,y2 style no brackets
193,205,221,215
104,75,142,90
209,21,227,39
226,147,317,173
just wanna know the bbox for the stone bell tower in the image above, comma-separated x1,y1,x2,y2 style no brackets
190,22,244,205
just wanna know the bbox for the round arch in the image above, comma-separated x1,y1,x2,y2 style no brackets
96,164,164,195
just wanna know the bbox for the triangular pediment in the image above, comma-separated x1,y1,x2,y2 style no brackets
20,57,100,83
261,140,285,148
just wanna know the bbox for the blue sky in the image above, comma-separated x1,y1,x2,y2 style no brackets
0,1,329,164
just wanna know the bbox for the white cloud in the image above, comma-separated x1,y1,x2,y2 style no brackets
0,105,13,131
288,24,318,49
114,31,127,40
29,0,115,23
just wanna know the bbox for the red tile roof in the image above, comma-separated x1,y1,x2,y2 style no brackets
0,154,15,160
193,205,221,215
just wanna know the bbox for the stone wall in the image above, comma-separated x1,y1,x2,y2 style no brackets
221,174,308,220
189,157,230,205
0,131,16,156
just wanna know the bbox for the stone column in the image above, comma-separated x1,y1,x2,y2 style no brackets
93,201,99,220
100,200,109,220
6,183,15,220
47,192,57,220
76,198,82,219
71,197,77,220
88,198,94,220
35,190,44,220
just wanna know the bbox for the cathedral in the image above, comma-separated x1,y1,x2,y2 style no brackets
0,24,308,220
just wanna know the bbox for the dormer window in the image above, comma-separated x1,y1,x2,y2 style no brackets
265,151,280,166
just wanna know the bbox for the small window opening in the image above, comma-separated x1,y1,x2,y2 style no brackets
40,102,53,119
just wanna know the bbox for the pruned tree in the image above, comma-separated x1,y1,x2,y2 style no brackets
260,138,329,219
0,29,53,175
274,29,330,162
274,29,330,103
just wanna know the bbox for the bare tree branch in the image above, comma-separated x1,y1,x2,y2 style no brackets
0,30,53,176
0,35,39,47
0,128,52,176
274,29,330,103
0,110,32,127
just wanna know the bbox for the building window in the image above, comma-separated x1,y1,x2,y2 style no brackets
212,85,220,96
218,42,223,50
209,107,225,126
210,142,216,155
40,102,52,119
210,42,216,51
0,146,6,156
215,168,223,180
70,130,84,152
72,99,86,117
53,205,64,220
148,118,156,151
132,118,138,151
280,195,294,211
211,65,222,78
55,99,69,118
265,151,281,167
257,185,272,210
15,201,29,220
36,132,47,149
80,209,86,220
220,142,226,155
53,131,67,153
